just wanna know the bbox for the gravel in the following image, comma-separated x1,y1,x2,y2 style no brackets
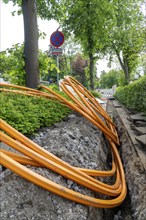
0,113,107,220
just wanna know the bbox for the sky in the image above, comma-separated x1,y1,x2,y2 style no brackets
0,1,115,76
0,1,59,51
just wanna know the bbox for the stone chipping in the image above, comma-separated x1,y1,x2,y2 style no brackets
0,113,108,220
1,103,144,220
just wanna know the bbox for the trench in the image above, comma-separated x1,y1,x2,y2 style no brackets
104,100,133,220
0,106,144,220
0,108,133,220
0,77,145,219
105,100,146,220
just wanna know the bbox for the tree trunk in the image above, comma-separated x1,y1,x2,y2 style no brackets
115,50,130,85
22,0,40,88
123,56,130,85
89,53,94,90
80,72,86,86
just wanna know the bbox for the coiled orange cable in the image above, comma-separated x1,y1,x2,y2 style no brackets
0,77,127,208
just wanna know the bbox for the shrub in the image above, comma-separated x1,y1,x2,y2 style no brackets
114,75,146,114
48,83,60,92
0,92,71,135
89,90,101,98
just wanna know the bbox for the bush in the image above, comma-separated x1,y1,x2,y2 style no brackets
89,90,101,98
114,75,146,114
48,83,60,92
0,92,71,135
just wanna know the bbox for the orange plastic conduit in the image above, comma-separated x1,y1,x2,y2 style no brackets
0,76,127,208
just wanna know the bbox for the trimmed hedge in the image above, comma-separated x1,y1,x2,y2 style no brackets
114,75,146,114
0,92,71,135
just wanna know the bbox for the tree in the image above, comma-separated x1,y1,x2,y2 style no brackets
3,0,40,88
136,53,146,76
107,0,145,84
58,0,115,90
99,69,125,88
61,37,81,76
39,51,59,83
3,0,62,88
22,0,39,88
71,54,88,85
0,44,58,85
3,0,144,89
0,44,26,85
58,0,145,86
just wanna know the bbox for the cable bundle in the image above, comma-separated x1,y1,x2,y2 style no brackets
0,76,127,208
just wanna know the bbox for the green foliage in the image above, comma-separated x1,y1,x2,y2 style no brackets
0,45,59,86
3,0,62,20
43,54,67,84
107,0,145,83
58,0,116,89
89,90,101,98
94,80,100,89
71,54,88,86
99,69,125,88
3,0,145,88
2,0,63,88
39,51,59,82
114,75,146,114
61,38,82,77
137,53,146,76
0,44,25,85
0,92,71,135
47,84,73,101
48,84,60,92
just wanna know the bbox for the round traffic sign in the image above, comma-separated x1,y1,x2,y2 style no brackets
50,31,64,48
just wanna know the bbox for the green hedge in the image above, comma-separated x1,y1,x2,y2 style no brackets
0,92,71,135
114,75,146,114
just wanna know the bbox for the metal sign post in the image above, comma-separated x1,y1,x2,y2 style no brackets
50,30,64,86
56,55,59,86
49,47,63,86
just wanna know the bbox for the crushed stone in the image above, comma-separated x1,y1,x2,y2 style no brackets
0,113,107,220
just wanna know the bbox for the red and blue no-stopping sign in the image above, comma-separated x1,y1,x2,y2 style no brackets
50,31,64,48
